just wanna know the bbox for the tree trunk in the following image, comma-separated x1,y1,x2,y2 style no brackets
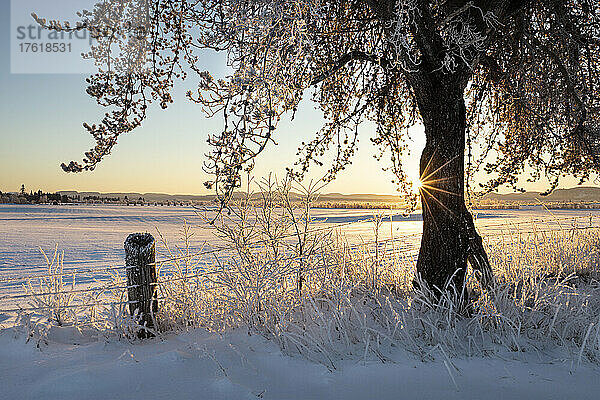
414,81,493,298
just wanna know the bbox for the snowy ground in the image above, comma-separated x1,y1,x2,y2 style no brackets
3,204,600,399
2,203,599,278
3,203,599,317
1,327,599,400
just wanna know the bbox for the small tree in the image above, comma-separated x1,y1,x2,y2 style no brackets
37,0,600,294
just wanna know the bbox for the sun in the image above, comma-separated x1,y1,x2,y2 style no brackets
414,178,424,192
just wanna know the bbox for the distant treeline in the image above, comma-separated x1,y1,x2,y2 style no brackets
545,202,600,210
470,200,600,210
0,188,74,205
0,186,207,206
471,203,520,210
0,185,131,205
313,201,407,210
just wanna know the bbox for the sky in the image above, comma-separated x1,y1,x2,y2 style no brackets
0,0,595,196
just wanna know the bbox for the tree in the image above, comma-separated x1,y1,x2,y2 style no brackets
36,0,600,295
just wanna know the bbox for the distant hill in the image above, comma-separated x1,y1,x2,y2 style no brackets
46,186,600,205
55,190,407,204
481,187,600,203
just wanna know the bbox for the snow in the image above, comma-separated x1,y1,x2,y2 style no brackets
1,203,598,313
1,327,599,400
2,203,599,280
3,204,600,399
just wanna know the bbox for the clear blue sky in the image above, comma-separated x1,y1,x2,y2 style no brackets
0,0,593,195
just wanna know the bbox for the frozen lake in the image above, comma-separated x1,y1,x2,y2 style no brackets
1,203,600,289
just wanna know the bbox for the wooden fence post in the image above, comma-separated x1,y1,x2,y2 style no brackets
124,233,158,338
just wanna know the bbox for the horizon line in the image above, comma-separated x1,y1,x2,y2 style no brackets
3,185,600,197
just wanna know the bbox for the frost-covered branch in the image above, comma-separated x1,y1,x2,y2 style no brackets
39,0,600,201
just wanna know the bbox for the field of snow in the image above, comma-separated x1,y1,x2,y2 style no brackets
1,203,600,307
1,327,599,400
2,203,600,400
2,203,600,278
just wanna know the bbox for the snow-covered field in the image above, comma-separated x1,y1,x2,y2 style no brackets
2,203,599,278
2,203,600,400
0,204,417,272
1,327,599,400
